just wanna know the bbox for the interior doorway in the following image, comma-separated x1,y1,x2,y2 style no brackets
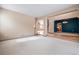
57,23,62,32
36,19,45,35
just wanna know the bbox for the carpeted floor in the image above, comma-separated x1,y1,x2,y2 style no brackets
0,36,79,55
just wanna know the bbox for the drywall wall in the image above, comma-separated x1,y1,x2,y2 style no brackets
0,8,35,40
48,10,79,33
37,6,79,37
48,10,79,20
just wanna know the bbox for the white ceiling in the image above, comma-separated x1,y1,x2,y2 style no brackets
1,4,76,17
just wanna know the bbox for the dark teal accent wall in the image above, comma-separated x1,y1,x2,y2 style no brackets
54,17,79,33
77,18,79,33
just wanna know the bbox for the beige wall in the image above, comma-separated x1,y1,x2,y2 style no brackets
48,10,79,20
0,8,35,40
37,6,79,36
48,10,79,33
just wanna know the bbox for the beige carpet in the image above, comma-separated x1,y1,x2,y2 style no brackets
0,36,79,55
